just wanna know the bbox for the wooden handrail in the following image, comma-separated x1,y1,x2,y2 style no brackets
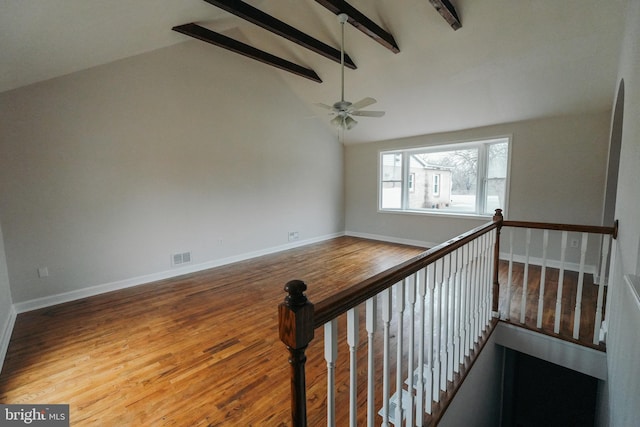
502,220,617,238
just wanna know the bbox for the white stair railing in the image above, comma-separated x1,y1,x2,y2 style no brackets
318,230,497,426
279,212,617,427
500,221,617,345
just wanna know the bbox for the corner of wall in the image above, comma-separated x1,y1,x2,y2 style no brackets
0,304,16,374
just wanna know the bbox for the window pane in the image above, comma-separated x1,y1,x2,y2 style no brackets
381,153,403,209
484,142,509,213
381,181,402,208
408,149,477,212
382,153,403,180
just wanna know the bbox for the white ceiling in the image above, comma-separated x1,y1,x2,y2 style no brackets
0,0,628,144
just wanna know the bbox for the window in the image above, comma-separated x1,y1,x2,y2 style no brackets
379,137,510,216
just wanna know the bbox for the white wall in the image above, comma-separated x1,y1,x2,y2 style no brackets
0,223,15,372
606,1,640,425
345,112,610,246
439,336,504,427
0,40,344,306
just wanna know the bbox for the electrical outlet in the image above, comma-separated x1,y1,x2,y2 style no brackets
37,267,49,278
570,239,579,248
288,231,299,242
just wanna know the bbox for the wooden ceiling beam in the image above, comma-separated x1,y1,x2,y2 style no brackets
429,0,461,30
314,0,400,54
172,23,322,83
203,0,356,69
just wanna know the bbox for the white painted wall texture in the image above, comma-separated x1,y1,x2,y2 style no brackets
0,224,14,372
438,337,504,427
344,111,610,246
0,41,344,305
605,1,640,425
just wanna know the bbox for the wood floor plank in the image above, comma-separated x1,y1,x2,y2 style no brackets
0,237,425,426
0,237,604,425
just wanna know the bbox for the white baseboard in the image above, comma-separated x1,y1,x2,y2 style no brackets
13,232,344,314
499,251,597,276
0,304,17,374
345,231,433,249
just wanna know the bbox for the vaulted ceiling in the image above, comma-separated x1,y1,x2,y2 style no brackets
0,0,627,143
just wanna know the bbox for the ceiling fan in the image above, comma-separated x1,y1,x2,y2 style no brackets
316,13,385,130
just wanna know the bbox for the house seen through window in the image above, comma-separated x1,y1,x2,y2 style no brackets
380,137,510,216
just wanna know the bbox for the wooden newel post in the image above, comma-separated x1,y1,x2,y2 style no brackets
492,209,504,317
279,280,314,427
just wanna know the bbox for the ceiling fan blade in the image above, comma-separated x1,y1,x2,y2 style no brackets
350,97,377,111
315,102,334,110
351,110,385,117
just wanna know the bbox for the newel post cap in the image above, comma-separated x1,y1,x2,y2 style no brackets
493,208,503,223
279,280,314,349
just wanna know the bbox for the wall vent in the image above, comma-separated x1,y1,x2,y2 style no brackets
172,251,192,266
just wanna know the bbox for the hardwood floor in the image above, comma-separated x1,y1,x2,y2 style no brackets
0,237,605,425
0,237,425,426
497,260,606,351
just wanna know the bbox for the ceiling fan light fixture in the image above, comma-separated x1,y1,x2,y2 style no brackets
330,115,358,130
345,116,357,129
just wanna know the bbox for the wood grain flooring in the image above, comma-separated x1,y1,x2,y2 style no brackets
0,237,604,426
0,237,425,426
497,260,606,351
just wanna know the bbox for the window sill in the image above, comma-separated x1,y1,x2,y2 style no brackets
378,208,495,221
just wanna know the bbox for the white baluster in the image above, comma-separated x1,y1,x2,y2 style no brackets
505,228,514,320
446,252,455,382
366,297,377,427
454,248,464,369
416,268,427,424
481,233,490,332
438,257,448,392
463,243,472,357
473,238,482,341
381,288,392,427
469,238,478,349
520,229,532,324
554,232,568,334
347,307,359,427
487,233,500,326
395,281,406,424
536,230,549,329
573,233,589,340
459,244,467,362
488,230,496,324
593,235,610,344
324,319,338,427
432,260,441,402
406,274,417,426
426,263,436,413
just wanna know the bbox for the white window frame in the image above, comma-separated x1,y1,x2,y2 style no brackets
378,136,511,218
432,174,441,196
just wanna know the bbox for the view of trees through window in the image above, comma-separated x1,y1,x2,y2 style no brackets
380,138,509,215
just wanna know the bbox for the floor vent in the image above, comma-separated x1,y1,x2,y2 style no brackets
172,251,192,266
